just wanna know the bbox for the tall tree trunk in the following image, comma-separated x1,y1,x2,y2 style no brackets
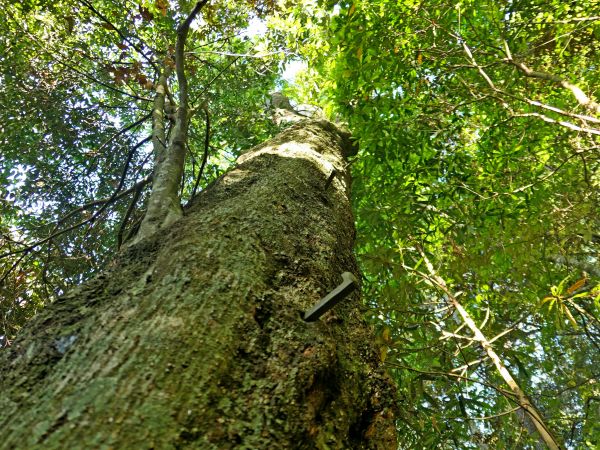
0,121,397,449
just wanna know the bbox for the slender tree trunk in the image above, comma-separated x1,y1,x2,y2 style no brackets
134,2,206,243
0,121,397,449
418,250,564,450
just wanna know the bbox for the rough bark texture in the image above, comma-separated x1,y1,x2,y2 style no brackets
0,121,398,449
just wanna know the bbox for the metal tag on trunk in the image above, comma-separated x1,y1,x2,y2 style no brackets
303,272,358,322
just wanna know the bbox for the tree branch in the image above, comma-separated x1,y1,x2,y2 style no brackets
386,362,516,399
79,0,158,72
176,0,209,124
91,113,152,161
198,56,241,99
134,1,208,242
413,247,565,450
0,252,29,290
0,177,152,259
504,42,600,115
191,102,210,199
117,182,144,249
513,112,600,135
62,59,153,102
8,13,152,103
92,136,152,220
460,42,600,135
151,69,170,166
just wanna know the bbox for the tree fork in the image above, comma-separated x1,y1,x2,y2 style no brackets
134,1,208,243
0,120,398,449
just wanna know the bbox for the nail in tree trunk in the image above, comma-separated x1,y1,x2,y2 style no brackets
0,120,398,449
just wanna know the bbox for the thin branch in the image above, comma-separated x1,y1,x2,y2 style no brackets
78,0,158,72
52,133,149,228
445,406,522,421
189,50,283,58
191,103,210,198
92,135,152,220
30,143,149,252
440,330,475,341
197,56,241,99
451,358,486,374
94,113,152,157
504,43,600,115
0,177,152,259
0,252,29,288
513,113,600,136
525,16,600,24
488,326,517,344
9,13,152,102
61,60,152,102
524,98,600,124
567,298,600,328
387,362,516,399
505,147,590,194
117,182,144,249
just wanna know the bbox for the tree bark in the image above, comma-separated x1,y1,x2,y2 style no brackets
0,120,397,449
